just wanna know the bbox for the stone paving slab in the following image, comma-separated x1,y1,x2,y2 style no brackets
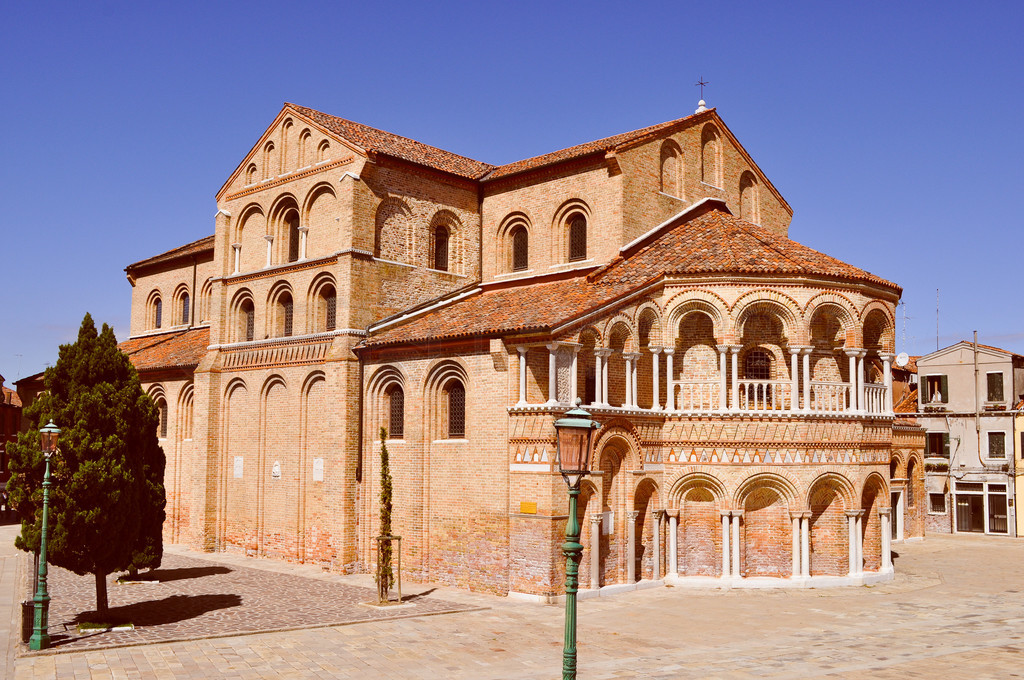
10,532,1024,678
20,549,480,654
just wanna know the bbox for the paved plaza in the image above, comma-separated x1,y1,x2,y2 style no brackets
5,524,1024,679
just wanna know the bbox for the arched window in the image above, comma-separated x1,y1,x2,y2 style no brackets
511,227,528,271
744,349,772,380
568,214,587,261
287,212,300,263
246,164,257,185
660,139,682,197
277,292,294,337
179,385,194,441
701,125,720,187
446,379,465,438
312,281,337,333
264,142,276,180
317,140,330,162
298,129,311,167
239,299,255,342
740,171,759,222
434,226,449,271
156,397,168,439
153,297,163,329
388,386,404,439
200,278,213,324
180,292,190,325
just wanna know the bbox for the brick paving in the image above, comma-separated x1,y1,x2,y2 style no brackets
8,528,1024,678
12,535,480,653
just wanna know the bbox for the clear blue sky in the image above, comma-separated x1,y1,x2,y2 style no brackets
2,0,1022,382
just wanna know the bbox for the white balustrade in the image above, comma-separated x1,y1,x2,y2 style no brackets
809,381,851,413
863,383,886,415
670,380,720,411
736,379,793,411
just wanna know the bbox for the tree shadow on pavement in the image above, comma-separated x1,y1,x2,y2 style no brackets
62,593,243,631
131,566,233,582
401,588,437,603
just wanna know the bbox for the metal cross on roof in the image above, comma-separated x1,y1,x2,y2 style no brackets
695,77,709,100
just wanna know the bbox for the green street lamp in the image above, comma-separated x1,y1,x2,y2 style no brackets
553,399,599,680
29,419,59,651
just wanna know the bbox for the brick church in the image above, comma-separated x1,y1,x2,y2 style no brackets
118,101,925,597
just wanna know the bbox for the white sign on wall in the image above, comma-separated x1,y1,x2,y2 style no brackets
233,456,243,479
271,461,281,479
313,458,324,482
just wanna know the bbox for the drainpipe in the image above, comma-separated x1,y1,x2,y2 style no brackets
974,332,980,456
191,255,198,327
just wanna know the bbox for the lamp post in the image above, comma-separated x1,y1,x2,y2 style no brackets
553,399,599,680
29,419,59,651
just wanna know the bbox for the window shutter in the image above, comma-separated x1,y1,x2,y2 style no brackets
939,375,949,403
920,379,930,403
942,433,950,458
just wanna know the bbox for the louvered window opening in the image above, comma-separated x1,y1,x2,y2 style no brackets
512,228,528,271
389,388,404,438
154,299,162,329
569,216,587,261
181,294,190,325
159,401,168,438
282,295,294,337
325,290,337,331
447,382,465,438
434,227,449,271
244,303,255,342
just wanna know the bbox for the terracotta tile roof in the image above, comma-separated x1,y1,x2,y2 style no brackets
598,208,898,290
288,104,495,180
484,112,706,180
119,327,209,372
126,235,215,273
365,205,900,347
1,386,20,407
894,387,918,414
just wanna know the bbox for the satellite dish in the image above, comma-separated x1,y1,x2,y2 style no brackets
895,352,909,367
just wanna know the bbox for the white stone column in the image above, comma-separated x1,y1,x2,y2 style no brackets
801,347,812,412
601,350,610,406
622,353,632,408
626,352,634,405
516,347,528,406
298,226,309,260
855,510,865,575
730,346,741,412
789,347,801,411
731,512,742,578
720,511,731,577
653,510,663,579
664,349,675,411
791,512,801,578
627,510,640,583
232,243,241,275
592,349,604,406
668,511,679,575
570,345,579,405
881,352,893,414
800,513,810,578
880,508,893,570
650,347,662,411
847,511,858,576
857,351,867,413
264,234,274,268
590,515,602,588
717,345,729,412
546,343,558,405
846,349,859,411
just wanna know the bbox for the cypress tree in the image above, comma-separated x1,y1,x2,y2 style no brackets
8,314,166,614
376,426,394,603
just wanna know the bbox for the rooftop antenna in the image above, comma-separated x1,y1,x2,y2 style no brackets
898,301,908,353
935,288,940,351
695,76,709,113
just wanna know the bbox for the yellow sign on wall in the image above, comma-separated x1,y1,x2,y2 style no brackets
520,501,538,515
